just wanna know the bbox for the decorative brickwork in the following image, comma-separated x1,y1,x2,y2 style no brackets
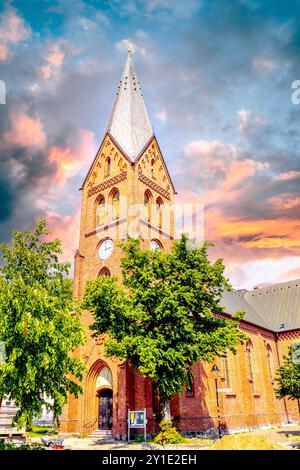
88,171,127,197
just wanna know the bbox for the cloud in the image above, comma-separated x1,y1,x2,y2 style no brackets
47,128,96,186
0,7,31,61
2,107,47,149
252,57,277,71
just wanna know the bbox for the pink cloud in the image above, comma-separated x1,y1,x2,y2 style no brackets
0,8,31,61
46,210,81,262
274,171,300,181
269,194,300,210
2,108,46,148
48,129,95,186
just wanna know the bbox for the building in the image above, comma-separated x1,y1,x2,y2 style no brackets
60,49,300,438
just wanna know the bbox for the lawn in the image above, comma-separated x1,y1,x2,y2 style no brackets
26,426,55,438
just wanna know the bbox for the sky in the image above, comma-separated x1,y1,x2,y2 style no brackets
0,0,300,290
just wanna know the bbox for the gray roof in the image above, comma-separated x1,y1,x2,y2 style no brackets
244,279,300,332
221,289,271,330
220,279,300,332
106,51,153,161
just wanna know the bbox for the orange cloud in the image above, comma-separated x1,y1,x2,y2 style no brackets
0,8,31,61
48,128,95,186
2,108,46,148
41,42,65,79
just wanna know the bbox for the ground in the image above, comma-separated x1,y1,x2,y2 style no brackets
27,425,300,450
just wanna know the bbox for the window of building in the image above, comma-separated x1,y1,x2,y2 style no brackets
221,353,230,389
105,157,111,178
245,340,254,383
266,344,274,381
144,190,152,222
151,158,155,178
186,370,195,398
156,197,163,229
99,267,111,277
111,189,120,220
96,195,105,227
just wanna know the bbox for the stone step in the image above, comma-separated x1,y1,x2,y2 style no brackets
88,430,113,439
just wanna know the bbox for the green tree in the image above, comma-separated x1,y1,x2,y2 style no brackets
0,220,86,430
84,235,246,420
275,342,300,414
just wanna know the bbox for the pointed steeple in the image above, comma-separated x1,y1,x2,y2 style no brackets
106,46,153,161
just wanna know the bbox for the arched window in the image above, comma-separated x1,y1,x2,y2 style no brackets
221,353,230,389
245,340,254,383
266,344,274,381
151,158,155,178
96,195,105,227
96,367,113,389
105,157,111,178
111,189,120,220
186,370,194,398
156,197,163,229
144,190,152,222
99,267,111,277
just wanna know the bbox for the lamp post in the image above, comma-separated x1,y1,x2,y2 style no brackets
212,364,222,439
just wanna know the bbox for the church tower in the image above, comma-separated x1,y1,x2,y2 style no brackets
61,48,175,437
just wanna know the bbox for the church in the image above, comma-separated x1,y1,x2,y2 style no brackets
60,49,300,438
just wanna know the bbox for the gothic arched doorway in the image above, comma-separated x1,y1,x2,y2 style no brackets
98,389,113,430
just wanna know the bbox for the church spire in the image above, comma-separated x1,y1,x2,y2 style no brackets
106,46,153,161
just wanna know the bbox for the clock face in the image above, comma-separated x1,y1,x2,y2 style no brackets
150,240,161,252
98,239,114,260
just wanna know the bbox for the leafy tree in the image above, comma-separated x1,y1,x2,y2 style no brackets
84,235,246,420
275,342,300,413
0,220,86,430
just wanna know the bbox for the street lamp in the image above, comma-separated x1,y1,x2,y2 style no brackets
212,364,222,439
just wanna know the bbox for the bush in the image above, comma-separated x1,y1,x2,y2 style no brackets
0,440,44,451
154,420,184,446
133,434,145,443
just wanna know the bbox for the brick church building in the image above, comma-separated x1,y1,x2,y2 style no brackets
60,49,300,438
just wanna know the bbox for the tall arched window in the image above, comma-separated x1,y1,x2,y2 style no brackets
156,197,163,229
186,369,194,398
99,267,111,277
245,340,254,383
266,344,274,381
96,195,105,227
105,157,111,178
111,189,120,220
221,353,230,389
144,190,152,222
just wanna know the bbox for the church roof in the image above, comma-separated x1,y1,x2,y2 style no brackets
244,279,300,332
221,289,271,330
106,50,154,161
221,279,300,332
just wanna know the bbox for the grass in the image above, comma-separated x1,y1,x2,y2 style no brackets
26,426,55,438
209,434,285,450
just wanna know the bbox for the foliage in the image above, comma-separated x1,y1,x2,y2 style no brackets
25,426,56,438
154,420,184,446
0,220,86,429
274,342,300,403
84,235,246,414
0,440,45,451
133,433,146,443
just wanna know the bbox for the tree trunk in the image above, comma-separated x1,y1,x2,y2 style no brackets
161,399,171,422
54,413,60,430
25,418,33,432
